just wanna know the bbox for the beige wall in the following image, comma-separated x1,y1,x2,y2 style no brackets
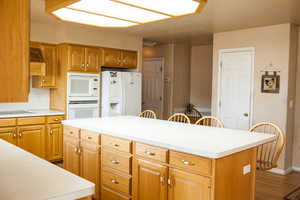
293,26,300,169
212,24,294,170
31,21,143,71
173,43,191,112
190,45,213,110
143,44,175,119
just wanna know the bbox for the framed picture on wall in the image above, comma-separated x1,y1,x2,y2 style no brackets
261,72,280,93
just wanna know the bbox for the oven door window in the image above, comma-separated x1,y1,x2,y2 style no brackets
70,78,91,96
68,107,98,119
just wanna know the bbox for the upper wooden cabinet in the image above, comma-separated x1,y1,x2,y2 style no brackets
0,0,29,102
66,45,102,73
103,48,137,68
31,42,57,88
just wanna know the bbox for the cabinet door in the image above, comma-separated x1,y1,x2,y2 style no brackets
168,168,211,200
46,124,63,161
122,51,137,68
41,44,57,88
17,125,46,158
85,47,102,73
80,141,100,199
0,127,17,145
103,49,122,67
63,136,81,176
68,45,86,72
133,159,167,200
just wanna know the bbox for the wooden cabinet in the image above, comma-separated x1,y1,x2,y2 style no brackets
63,127,100,199
47,124,63,161
133,159,167,200
32,43,57,88
0,0,29,102
103,48,137,68
18,125,46,159
168,168,211,200
67,45,102,73
64,135,81,176
0,127,17,145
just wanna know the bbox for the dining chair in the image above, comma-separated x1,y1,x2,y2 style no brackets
168,113,190,124
195,116,224,128
249,122,285,171
139,110,157,119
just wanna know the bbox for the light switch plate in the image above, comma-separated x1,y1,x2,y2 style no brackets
243,164,251,175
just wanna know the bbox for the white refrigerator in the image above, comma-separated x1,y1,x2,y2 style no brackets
101,71,142,117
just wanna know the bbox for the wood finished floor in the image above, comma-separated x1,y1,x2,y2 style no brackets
256,171,300,200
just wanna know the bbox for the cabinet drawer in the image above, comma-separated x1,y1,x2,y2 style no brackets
102,150,132,174
17,117,45,125
102,135,132,153
47,115,64,124
135,143,168,163
81,129,100,144
63,126,80,139
169,151,212,176
0,118,16,127
102,187,131,200
102,169,131,195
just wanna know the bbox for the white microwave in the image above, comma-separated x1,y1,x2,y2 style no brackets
68,73,100,97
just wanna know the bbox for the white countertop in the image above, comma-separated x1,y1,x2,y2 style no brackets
0,139,94,200
0,109,65,118
63,116,276,159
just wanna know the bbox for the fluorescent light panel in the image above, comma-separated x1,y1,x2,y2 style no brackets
113,0,200,16
68,0,170,23
53,8,136,27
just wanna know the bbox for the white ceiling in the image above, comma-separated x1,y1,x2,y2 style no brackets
31,0,300,45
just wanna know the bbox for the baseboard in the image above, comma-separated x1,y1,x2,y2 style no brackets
292,166,300,172
268,167,293,175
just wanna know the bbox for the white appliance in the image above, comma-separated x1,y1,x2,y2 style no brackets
67,73,100,119
102,71,141,117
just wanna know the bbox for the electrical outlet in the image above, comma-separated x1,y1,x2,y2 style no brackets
243,164,251,175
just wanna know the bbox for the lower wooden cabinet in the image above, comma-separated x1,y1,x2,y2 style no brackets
64,135,81,176
47,124,63,161
102,186,131,200
0,127,17,145
133,159,167,200
168,168,211,200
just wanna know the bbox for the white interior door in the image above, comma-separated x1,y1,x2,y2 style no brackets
142,58,164,119
218,49,254,130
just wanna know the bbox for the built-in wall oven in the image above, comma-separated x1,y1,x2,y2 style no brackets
67,73,100,120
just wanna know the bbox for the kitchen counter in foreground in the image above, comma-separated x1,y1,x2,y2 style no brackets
63,116,275,159
0,139,94,200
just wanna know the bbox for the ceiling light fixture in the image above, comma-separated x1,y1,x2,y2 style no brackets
46,0,207,28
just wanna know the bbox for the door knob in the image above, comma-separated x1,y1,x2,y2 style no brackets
244,113,249,117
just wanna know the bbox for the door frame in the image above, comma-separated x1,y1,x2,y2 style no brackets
142,57,164,119
217,47,255,128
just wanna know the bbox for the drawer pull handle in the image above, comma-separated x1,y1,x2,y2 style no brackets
111,179,119,184
160,176,164,183
111,160,120,165
54,119,60,121
88,136,92,140
112,143,120,147
182,160,195,166
145,151,156,156
50,130,53,135
74,147,78,152
70,131,73,134
12,132,17,138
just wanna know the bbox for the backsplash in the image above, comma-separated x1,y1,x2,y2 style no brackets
0,79,50,111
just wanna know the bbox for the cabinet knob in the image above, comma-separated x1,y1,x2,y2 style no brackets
54,118,60,122
181,160,195,166
160,176,165,183
167,177,172,186
112,143,120,147
19,133,22,138
145,151,156,156
74,147,78,153
50,130,53,135
12,132,17,138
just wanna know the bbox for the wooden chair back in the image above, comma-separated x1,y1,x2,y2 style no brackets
139,110,157,119
249,122,285,171
195,116,224,128
168,113,190,124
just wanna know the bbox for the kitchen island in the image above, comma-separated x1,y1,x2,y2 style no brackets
0,139,94,200
63,116,276,200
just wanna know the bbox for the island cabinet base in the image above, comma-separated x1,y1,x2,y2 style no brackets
62,125,257,200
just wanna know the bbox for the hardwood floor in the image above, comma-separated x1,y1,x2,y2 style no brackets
256,171,300,200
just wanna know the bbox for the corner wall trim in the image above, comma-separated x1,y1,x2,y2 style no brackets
268,167,293,175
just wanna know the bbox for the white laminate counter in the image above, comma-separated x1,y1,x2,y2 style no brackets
63,116,276,159
0,109,65,118
0,139,94,200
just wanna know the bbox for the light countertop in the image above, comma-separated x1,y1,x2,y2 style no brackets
0,109,65,118
63,116,276,159
0,139,94,200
